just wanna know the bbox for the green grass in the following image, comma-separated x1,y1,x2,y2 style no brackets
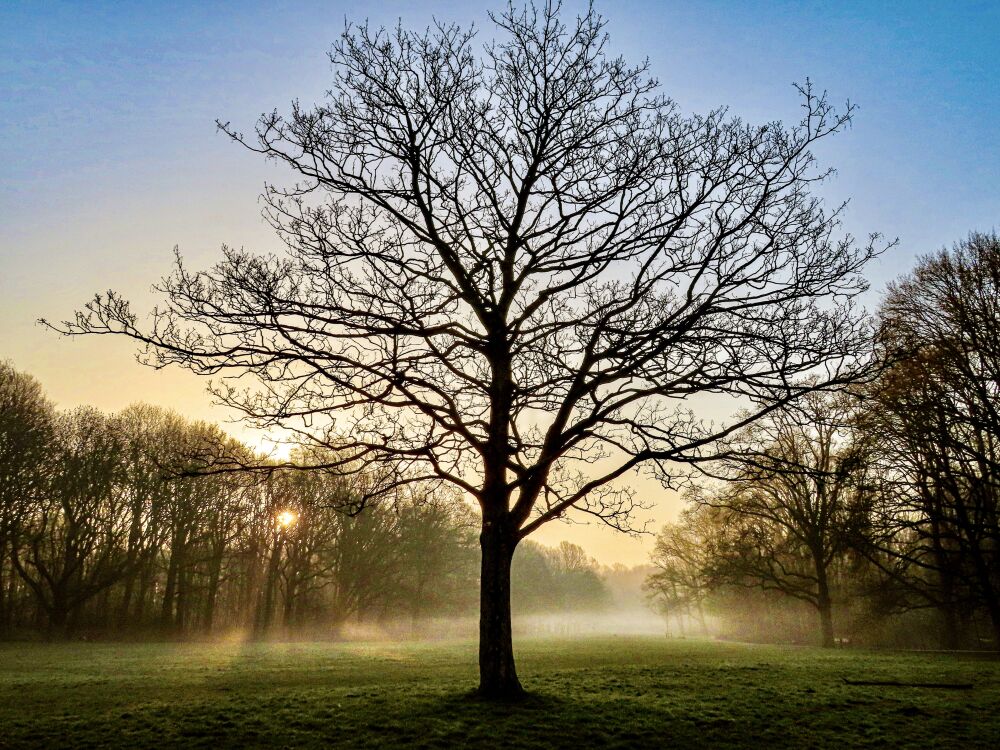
0,636,997,748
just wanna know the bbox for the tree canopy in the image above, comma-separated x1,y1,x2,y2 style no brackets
51,2,881,696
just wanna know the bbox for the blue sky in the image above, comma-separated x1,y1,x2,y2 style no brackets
1,0,998,561
3,1,998,284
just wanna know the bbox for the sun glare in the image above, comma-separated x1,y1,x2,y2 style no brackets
276,510,297,529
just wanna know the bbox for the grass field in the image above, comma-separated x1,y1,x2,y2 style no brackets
1,636,998,748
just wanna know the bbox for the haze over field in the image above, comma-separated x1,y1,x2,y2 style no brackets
3,9,1000,747
3,0,998,566
4,638,999,748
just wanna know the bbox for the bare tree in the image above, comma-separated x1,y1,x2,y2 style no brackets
693,391,871,646
51,2,881,695
0,367,487,638
0,363,54,633
645,506,717,635
393,490,479,626
857,351,976,647
861,232,1000,647
11,409,138,635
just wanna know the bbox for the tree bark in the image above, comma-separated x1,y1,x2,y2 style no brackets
812,548,835,648
477,521,522,699
816,572,835,647
160,545,180,632
255,532,283,638
48,594,70,639
118,572,135,633
203,555,223,634
940,608,961,651
0,538,8,634
282,572,296,628
133,565,151,628
175,567,190,633
929,509,961,649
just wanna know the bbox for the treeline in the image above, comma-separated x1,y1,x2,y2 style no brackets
0,380,610,639
646,232,1000,650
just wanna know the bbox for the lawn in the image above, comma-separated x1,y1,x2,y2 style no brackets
0,636,997,748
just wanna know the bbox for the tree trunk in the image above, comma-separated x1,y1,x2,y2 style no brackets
48,594,70,640
929,507,961,649
160,547,180,632
133,565,151,628
175,566,192,633
696,600,708,635
118,572,135,633
985,595,1000,652
203,555,223,634
0,538,8,634
813,549,835,648
940,608,961,651
477,522,522,699
816,576,835,647
282,571,297,629
255,532,283,638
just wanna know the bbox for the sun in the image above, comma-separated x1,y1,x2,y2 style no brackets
276,510,297,529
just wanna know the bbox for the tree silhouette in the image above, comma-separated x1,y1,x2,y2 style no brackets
862,232,1000,647
691,391,872,647
51,2,881,696
0,362,54,634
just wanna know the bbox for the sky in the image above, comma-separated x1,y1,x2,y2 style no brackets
1,0,998,565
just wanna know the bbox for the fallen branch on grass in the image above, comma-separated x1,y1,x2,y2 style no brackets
842,678,973,690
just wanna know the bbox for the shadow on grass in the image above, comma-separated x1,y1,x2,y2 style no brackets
371,687,709,750
6,638,999,749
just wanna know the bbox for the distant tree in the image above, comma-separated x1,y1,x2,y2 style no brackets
0,362,54,633
152,419,240,634
550,541,611,611
254,474,295,637
393,492,479,624
645,506,717,634
693,391,871,646
512,539,609,614
511,540,560,614
860,232,1000,648
110,404,174,632
197,465,253,634
11,409,141,635
53,3,881,694
268,467,348,630
0,366,496,638
602,562,657,613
